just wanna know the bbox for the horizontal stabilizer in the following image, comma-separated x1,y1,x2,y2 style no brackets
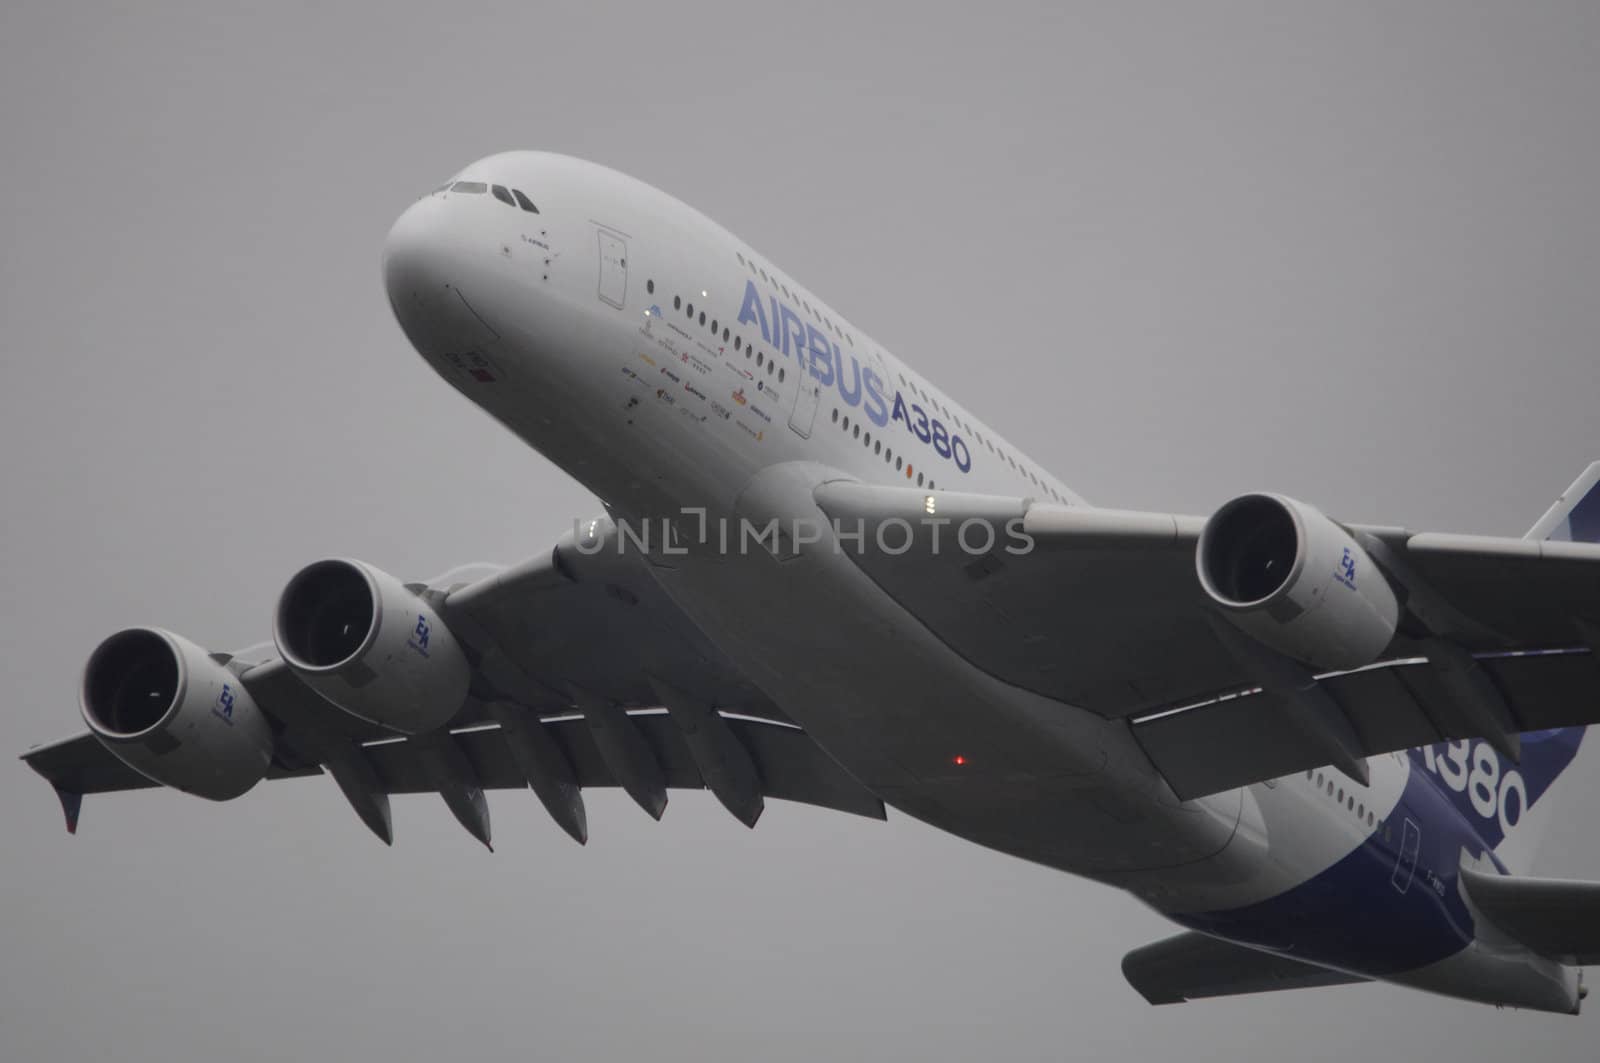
1122,932,1369,1005
1461,868,1600,965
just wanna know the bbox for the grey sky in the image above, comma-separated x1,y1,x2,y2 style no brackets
4,2,1600,1059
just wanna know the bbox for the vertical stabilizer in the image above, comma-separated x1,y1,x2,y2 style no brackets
1494,464,1600,872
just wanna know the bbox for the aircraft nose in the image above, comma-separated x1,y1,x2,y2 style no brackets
382,197,497,358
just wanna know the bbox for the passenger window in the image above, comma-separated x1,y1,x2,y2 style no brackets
777,368,785,382
512,189,539,212
686,302,694,318
674,295,682,310
451,181,488,194
491,184,515,206
917,472,924,486
647,279,655,294
756,352,764,367
723,328,730,342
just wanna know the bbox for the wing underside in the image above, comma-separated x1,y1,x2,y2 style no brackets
23,710,884,820
814,479,1600,797
1122,931,1369,1004
22,538,883,842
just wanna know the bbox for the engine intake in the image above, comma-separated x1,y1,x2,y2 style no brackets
1197,493,1399,671
80,628,274,800
274,559,470,734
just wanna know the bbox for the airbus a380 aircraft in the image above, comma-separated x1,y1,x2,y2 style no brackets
26,151,1600,1013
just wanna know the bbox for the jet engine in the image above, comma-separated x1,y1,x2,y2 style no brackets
273,558,470,734
80,628,275,800
1196,493,1399,671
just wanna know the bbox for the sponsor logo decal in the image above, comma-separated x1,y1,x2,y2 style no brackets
684,382,706,401
659,367,681,384
407,614,431,657
748,404,772,422
732,388,747,406
736,420,764,441
709,400,732,420
724,360,754,380
1335,547,1358,589
211,683,237,725
637,350,657,367
654,388,676,406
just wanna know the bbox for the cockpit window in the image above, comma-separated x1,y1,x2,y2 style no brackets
451,181,488,194
491,184,515,206
512,189,539,213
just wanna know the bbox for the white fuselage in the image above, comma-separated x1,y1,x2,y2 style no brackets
380,151,1580,1012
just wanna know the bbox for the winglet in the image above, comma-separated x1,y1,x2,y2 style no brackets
1527,461,1600,542
54,786,83,834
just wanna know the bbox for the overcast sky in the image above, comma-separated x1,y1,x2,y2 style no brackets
4,2,1600,1060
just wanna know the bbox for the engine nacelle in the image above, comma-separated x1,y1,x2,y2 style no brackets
80,628,275,800
1196,493,1399,671
273,558,470,734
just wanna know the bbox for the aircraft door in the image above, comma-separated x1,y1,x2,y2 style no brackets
597,229,627,309
1391,817,1420,893
788,375,821,438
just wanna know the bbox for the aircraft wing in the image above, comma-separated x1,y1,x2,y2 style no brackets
1461,867,1600,966
814,476,1600,799
22,542,884,843
1122,931,1369,1004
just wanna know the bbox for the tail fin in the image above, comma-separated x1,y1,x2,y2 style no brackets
1493,464,1600,872
1525,460,1600,542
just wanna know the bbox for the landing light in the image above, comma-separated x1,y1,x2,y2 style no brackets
701,290,708,298
924,496,936,515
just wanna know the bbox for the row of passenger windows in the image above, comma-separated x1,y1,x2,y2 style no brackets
734,250,855,350
647,280,785,382
437,180,540,213
650,273,1062,502
893,371,1066,503
1307,768,1384,835
830,408,936,489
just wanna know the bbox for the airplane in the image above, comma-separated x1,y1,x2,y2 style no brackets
24,151,1600,1014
